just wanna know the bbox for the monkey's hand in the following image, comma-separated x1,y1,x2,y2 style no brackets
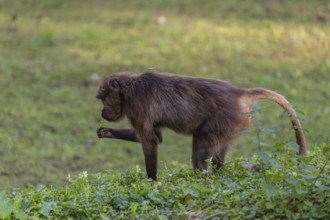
97,127,113,138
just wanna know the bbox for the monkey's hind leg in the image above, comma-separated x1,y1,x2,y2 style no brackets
211,146,228,170
192,133,215,171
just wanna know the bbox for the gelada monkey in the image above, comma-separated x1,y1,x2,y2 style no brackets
96,72,306,180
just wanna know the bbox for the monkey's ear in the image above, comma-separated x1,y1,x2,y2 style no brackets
108,79,120,91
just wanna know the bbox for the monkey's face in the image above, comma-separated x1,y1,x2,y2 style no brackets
97,77,123,122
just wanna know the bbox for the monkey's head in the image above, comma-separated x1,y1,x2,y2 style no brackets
96,75,124,122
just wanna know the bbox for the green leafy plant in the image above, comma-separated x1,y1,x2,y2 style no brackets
1,143,329,219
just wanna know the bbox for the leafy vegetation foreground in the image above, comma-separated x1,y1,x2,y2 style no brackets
1,144,329,219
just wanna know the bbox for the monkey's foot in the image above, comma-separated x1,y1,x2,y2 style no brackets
97,127,113,138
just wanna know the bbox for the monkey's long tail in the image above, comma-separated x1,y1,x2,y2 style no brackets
245,88,307,156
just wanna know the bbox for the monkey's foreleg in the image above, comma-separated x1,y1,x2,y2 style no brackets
142,140,158,180
97,127,140,142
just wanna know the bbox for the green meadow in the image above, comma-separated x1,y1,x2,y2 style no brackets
0,0,329,190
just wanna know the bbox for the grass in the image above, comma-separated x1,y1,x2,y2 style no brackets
0,0,329,190
1,144,329,219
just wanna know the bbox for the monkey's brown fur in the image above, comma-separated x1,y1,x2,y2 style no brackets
96,72,306,180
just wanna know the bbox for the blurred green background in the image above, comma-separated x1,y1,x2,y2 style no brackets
0,0,329,189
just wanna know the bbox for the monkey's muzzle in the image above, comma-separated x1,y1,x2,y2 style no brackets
101,109,109,121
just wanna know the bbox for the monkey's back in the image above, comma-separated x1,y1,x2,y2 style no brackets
126,72,244,135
